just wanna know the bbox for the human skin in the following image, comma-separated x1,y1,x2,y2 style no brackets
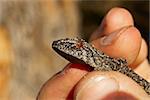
37,7,150,99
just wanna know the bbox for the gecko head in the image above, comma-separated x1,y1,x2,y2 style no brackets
52,37,87,64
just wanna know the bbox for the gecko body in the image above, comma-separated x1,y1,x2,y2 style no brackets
52,37,150,95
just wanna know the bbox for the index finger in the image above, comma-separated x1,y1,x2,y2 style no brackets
37,63,91,99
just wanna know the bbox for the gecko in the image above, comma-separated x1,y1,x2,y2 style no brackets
52,37,150,95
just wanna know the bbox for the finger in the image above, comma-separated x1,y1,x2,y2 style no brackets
37,63,91,99
132,39,150,81
90,7,142,68
131,39,148,67
91,26,142,68
74,71,149,100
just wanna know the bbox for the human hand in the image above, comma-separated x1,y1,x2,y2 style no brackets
37,7,150,100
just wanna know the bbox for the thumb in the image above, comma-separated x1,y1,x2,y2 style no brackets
90,7,142,68
74,71,149,100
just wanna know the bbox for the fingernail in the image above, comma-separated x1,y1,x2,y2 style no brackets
100,25,133,46
75,76,119,100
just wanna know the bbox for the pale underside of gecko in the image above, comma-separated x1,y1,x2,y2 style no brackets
52,37,150,95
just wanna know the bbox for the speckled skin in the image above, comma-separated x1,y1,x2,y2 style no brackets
52,37,150,95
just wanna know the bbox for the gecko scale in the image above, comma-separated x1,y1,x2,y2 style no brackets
52,37,150,95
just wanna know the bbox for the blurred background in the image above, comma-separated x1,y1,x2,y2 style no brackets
0,1,149,100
